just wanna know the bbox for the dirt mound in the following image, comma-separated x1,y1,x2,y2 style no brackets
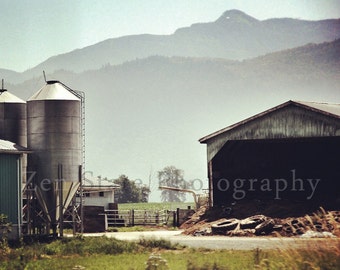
181,207,340,237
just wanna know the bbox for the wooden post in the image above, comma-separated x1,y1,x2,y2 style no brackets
155,211,159,224
131,209,135,226
208,161,213,207
104,212,108,231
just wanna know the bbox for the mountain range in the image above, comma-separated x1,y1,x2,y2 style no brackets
2,9,340,83
3,10,340,199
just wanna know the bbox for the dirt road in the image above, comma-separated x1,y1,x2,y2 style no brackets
82,230,338,250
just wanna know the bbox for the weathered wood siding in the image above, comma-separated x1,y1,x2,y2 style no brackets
206,104,340,161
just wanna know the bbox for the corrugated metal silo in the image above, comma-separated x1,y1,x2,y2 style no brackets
27,81,81,230
0,88,27,146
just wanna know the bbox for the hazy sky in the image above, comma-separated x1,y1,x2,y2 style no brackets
1,0,340,72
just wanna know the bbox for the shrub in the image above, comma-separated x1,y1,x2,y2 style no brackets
0,214,11,244
43,236,138,256
83,236,137,254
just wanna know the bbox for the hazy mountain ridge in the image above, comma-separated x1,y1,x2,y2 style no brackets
244,39,340,75
11,38,340,100
3,9,340,84
5,13,340,182
26,39,340,180
9,40,340,183
0,69,20,84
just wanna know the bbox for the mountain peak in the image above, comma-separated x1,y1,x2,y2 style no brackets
217,9,258,24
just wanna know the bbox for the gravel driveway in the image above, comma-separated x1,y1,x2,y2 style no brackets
81,230,338,250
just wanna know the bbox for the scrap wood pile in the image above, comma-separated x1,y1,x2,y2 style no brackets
180,207,340,237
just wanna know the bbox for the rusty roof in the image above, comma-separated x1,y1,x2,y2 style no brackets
199,100,340,143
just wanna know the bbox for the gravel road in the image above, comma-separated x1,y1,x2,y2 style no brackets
81,230,339,250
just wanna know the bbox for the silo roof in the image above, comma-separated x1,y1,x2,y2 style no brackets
28,81,80,101
0,90,25,103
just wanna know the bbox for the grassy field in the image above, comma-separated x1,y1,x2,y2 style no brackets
1,236,339,269
2,204,339,269
117,202,195,211
19,250,257,270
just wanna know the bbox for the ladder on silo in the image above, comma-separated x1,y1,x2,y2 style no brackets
62,83,85,234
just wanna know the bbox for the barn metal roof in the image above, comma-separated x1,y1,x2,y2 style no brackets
199,100,340,143
294,101,340,119
83,185,120,192
0,139,30,154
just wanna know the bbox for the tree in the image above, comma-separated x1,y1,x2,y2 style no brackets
158,166,187,202
113,175,150,203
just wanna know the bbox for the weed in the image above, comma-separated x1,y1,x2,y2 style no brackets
253,248,266,266
256,240,340,270
138,237,183,250
145,253,170,270
187,260,230,270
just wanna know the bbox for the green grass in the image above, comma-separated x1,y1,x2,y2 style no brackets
21,254,150,270
117,202,195,211
164,250,256,270
20,250,256,270
7,247,339,270
1,237,340,270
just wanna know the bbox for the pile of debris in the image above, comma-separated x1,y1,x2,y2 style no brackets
181,207,340,237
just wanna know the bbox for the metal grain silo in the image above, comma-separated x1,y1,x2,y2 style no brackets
0,86,26,147
0,84,27,239
27,81,81,232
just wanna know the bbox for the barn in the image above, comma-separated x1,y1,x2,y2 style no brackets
199,100,340,218
83,185,120,209
0,140,29,240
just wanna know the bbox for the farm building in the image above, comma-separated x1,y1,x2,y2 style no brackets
82,185,120,209
0,81,86,237
199,100,340,218
0,140,29,240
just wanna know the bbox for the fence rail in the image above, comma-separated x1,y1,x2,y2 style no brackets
104,209,176,229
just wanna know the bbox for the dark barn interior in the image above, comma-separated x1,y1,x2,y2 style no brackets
211,136,340,218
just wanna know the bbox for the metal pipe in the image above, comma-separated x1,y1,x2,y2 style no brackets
17,157,22,239
58,164,64,237
79,165,84,234
158,186,199,209
0,79,7,93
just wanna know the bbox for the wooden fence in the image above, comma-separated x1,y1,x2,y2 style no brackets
104,209,176,229
103,208,195,229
